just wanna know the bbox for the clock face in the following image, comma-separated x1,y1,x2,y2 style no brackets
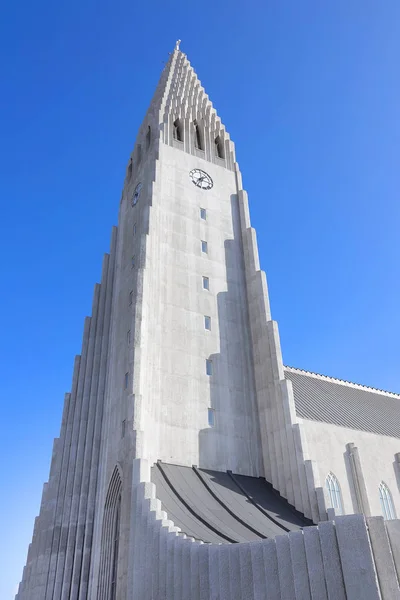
189,169,213,190
132,182,142,206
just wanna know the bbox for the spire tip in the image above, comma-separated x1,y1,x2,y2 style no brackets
175,39,181,51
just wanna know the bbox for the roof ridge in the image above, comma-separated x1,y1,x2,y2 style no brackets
284,366,400,399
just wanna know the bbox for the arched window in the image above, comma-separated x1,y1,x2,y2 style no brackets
173,118,183,142
379,482,396,520
215,135,225,159
325,472,343,515
97,467,122,600
146,125,151,149
193,120,204,150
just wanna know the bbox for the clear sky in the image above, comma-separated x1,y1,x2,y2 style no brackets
1,1,400,597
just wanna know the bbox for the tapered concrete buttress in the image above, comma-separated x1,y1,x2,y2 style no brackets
276,534,296,600
71,259,110,599
289,530,312,600
367,516,400,599
62,285,101,599
190,541,201,600
228,543,242,600
208,543,220,600
218,543,231,600
317,520,346,600
53,316,92,599
386,520,400,585
302,526,328,600
334,514,381,600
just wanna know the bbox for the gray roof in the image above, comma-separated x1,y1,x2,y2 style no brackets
285,367,400,439
151,462,311,543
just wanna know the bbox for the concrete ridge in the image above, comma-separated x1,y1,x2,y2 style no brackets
284,365,400,399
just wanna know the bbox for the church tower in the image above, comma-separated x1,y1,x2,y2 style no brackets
17,42,400,600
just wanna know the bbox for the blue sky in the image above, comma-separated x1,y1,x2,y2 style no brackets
1,1,400,597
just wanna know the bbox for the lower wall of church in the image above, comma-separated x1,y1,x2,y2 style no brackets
127,458,400,600
301,418,400,518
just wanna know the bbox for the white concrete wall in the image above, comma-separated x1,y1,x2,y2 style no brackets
302,418,400,519
138,143,262,475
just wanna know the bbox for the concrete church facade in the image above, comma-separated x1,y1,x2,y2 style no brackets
16,42,400,599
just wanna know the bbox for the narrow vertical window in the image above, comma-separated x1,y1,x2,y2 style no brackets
215,135,225,159
127,330,131,344
98,467,122,599
204,316,211,330
146,125,151,149
127,159,133,179
206,359,213,376
325,472,343,515
379,482,396,520
193,120,204,150
121,420,126,438
208,408,215,427
137,144,142,165
133,223,137,236
131,255,135,268
129,291,133,305
201,240,208,253
124,372,129,389
110,495,121,599
200,207,206,220
202,276,209,290
173,118,183,142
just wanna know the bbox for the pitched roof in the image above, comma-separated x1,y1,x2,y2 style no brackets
284,367,400,439
151,462,311,544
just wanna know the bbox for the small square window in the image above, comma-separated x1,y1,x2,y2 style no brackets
127,330,131,344
208,408,215,427
200,207,206,220
202,276,209,290
129,290,133,305
133,223,137,236
204,316,211,330
124,372,129,389
206,359,213,376
201,240,208,253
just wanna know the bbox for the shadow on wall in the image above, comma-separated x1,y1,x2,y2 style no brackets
198,195,263,478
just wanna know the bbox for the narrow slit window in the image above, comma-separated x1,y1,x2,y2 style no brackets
201,240,208,253
127,330,131,344
124,372,129,389
204,316,211,330
194,120,204,150
202,276,209,290
200,207,207,220
133,223,137,236
121,420,126,438
146,125,151,149
131,255,135,268
206,359,213,376
208,408,215,427
215,135,225,159
127,159,133,179
137,144,142,165
110,495,121,599
129,291,133,305
173,118,183,142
